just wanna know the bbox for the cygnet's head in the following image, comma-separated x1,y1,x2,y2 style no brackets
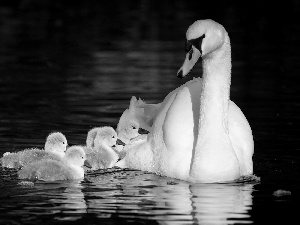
93,126,119,148
117,119,149,144
45,132,68,158
86,127,100,148
64,145,88,167
177,19,226,78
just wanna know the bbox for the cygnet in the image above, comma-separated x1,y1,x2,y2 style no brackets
85,126,125,170
1,132,67,169
18,145,89,181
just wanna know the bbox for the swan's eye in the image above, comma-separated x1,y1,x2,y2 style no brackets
132,126,137,129
112,136,115,139
189,34,205,56
185,40,192,53
188,48,193,60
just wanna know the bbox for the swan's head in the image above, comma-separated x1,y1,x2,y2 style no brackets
45,132,68,158
117,119,149,144
64,145,90,168
86,127,101,148
177,19,226,78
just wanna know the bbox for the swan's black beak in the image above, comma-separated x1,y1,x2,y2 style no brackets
84,160,92,168
116,138,126,146
177,70,190,79
138,128,150,135
177,70,184,79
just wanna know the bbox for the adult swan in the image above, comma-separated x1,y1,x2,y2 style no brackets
116,19,254,183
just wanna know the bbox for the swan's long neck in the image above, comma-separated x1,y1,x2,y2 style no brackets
199,34,231,134
190,33,239,182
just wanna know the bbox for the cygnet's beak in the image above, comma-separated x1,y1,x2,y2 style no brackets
116,139,126,146
83,160,92,169
138,128,150,135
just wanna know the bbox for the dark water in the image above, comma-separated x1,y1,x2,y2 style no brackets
1,1,300,224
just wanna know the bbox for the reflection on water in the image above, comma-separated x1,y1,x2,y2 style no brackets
85,169,254,224
189,184,253,224
0,1,300,224
21,181,87,222
0,168,254,224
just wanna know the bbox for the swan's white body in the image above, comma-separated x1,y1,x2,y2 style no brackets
18,145,87,181
116,19,254,183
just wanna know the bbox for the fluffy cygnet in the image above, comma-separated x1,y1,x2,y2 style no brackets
114,119,149,158
44,132,68,158
1,132,67,169
85,126,124,170
117,119,149,145
18,145,89,181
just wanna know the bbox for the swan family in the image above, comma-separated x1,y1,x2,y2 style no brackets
1,19,254,183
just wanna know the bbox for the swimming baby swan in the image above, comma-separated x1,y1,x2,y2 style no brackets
84,126,121,153
116,99,151,154
85,126,125,170
1,132,68,169
18,145,89,181
44,132,68,158
117,119,149,144
117,96,160,137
